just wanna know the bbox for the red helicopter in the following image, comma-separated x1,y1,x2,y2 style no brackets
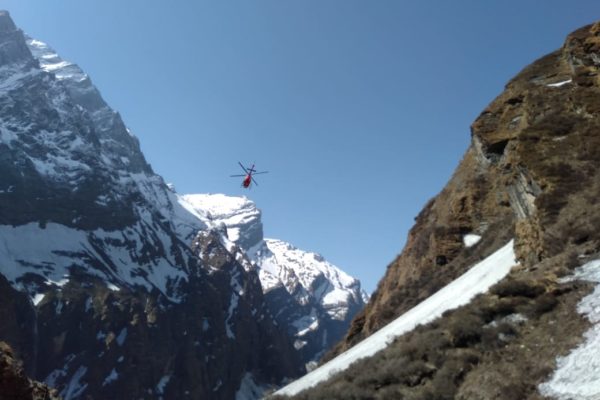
230,162,268,188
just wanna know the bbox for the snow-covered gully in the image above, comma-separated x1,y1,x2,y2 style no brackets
274,240,518,397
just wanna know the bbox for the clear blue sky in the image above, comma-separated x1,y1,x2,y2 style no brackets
2,1,598,293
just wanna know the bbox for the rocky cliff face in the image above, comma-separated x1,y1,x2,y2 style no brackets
295,21,600,400
0,11,303,399
0,341,60,400
182,194,368,367
329,21,600,356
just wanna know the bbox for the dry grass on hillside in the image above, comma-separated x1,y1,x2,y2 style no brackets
271,248,596,400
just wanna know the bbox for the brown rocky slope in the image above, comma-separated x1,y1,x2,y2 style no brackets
273,20,600,400
328,20,600,359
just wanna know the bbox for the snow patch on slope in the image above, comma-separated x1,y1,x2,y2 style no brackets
28,38,87,82
463,234,482,248
235,373,267,400
0,63,39,92
547,79,572,88
539,259,600,399
0,223,90,288
275,240,518,396
61,365,88,400
225,293,240,340
292,308,319,337
156,374,171,396
32,293,45,306
116,328,127,346
102,368,118,387
0,222,189,302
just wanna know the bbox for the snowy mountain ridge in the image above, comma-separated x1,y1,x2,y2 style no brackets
181,193,368,304
0,11,305,399
0,24,209,301
181,193,368,365
250,239,369,319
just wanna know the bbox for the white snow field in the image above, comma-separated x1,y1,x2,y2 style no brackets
538,259,600,400
274,240,517,397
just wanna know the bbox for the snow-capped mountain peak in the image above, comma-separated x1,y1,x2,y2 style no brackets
0,12,303,398
182,194,263,250
23,35,149,175
180,193,368,364
252,238,369,320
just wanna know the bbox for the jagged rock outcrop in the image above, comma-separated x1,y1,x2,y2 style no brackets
0,10,303,399
182,194,368,367
0,341,60,400
326,20,600,371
